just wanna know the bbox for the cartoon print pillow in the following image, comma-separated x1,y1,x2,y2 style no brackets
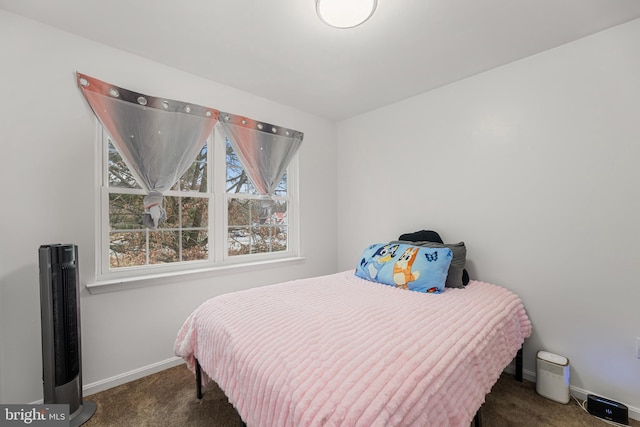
392,240,467,288
355,243,453,293
397,230,470,286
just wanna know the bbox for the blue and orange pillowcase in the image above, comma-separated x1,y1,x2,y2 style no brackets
355,242,453,293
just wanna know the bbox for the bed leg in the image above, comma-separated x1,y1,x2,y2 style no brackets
195,359,203,399
515,346,523,382
473,408,482,427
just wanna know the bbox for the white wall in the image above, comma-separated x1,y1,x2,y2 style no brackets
337,18,640,413
0,10,337,404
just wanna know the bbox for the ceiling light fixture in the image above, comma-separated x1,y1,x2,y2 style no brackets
315,0,377,29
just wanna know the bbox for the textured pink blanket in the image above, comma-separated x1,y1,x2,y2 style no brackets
175,271,531,427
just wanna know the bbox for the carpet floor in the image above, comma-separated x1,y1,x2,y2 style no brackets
83,364,638,426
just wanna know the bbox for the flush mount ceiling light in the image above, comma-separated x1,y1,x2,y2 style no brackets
316,0,377,29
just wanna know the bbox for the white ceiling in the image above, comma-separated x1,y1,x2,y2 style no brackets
2,0,640,120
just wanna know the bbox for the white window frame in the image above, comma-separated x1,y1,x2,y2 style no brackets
93,125,300,286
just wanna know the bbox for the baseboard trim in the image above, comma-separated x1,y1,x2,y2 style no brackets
503,363,640,422
503,362,536,382
29,357,185,405
83,357,184,397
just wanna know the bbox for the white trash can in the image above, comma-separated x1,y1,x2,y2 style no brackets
536,350,570,404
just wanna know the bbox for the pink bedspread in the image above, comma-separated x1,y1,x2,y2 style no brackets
175,271,531,427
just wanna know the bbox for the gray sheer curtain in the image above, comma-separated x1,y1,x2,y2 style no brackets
77,73,219,228
78,72,303,229
217,113,303,196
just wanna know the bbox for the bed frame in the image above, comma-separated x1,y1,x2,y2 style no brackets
193,346,524,427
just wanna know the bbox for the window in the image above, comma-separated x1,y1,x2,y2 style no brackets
98,128,299,280
226,138,290,256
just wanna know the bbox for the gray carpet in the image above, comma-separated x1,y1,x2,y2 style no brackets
84,364,638,426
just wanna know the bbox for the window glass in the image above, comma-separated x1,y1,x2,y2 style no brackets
106,138,210,270
108,142,141,189
99,131,297,279
225,139,289,257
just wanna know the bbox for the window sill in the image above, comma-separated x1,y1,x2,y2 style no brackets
86,256,307,294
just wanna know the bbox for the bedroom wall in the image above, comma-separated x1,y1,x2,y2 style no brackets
0,10,337,404
337,18,640,416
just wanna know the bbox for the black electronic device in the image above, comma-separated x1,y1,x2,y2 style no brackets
587,394,629,425
39,244,96,427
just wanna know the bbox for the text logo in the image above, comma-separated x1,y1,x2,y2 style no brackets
0,405,68,427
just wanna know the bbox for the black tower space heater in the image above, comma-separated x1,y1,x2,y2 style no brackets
39,244,96,427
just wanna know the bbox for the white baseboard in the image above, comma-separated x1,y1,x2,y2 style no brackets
503,361,537,382
83,357,184,397
30,357,185,404
503,363,640,422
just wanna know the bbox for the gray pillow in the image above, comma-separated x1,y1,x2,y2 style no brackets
392,240,467,288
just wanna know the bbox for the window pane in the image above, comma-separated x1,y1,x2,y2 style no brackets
227,197,288,256
264,201,288,225
149,230,179,264
250,227,268,254
182,197,208,227
228,198,261,226
159,196,180,229
110,231,146,267
228,227,250,255
109,194,145,230
226,139,256,194
108,141,141,189
272,173,287,197
225,138,287,196
179,143,207,192
250,226,285,254
182,230,208,261
230,199,263,225
108,193,211,269
271,226,288,252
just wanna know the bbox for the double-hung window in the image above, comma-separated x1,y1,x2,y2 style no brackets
98,128,299,282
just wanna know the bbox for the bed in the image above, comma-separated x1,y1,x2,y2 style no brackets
174,266,531,426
